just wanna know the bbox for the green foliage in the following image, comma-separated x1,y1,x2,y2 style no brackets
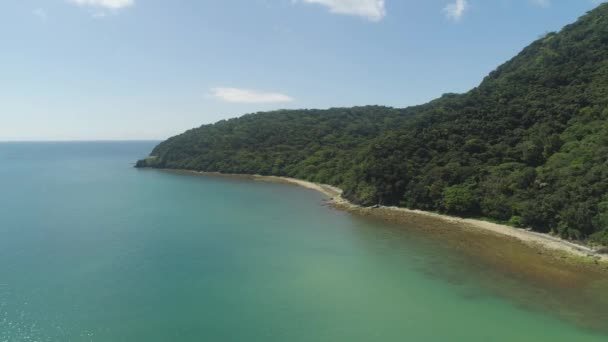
508,216,524,228
442,185,478,215
137,4,608,244
590,231,608,246
590,197,608,244
594,197,608,230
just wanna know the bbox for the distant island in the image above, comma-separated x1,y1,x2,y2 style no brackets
138,4,608,247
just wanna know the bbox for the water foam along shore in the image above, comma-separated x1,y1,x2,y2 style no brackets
168,170,608,264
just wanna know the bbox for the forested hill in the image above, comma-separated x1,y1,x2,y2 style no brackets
137,4,608,245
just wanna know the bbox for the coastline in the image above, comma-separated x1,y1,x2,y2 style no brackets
164,169,608,264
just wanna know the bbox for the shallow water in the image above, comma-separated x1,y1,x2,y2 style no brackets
0,142,607,341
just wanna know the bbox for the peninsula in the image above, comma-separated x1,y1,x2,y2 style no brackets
138,4,608,251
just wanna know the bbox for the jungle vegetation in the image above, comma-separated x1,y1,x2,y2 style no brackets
138,4,608,245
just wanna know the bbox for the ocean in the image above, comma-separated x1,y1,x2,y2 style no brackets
1,141,607,341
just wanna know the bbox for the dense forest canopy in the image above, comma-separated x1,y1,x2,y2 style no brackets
138,4,608,245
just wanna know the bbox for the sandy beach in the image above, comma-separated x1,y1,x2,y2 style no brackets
255,175,608,263
169,170,608,264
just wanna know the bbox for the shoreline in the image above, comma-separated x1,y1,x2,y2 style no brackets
163,169,608,264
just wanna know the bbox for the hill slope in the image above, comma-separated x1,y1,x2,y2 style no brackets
137,4,608,244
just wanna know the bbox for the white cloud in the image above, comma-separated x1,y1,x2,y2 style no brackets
67,0,135,10
531,0,551,8
210,87,294,103
298,0,386,21
33,8,48,20
443,0,468,21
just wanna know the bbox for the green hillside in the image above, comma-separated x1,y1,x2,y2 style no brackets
138,4,608,244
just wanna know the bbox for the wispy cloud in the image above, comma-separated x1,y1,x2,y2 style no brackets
443,0,468,21
67,0,135,10
531,0,551,8
297,0,386,22
33,8,48,21
210,87,294,103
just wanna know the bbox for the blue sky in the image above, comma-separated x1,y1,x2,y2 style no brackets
1,0,605,141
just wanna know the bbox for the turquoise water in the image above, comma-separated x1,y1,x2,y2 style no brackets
0,142,607,341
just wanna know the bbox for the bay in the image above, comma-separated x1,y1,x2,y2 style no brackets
0,142,607,341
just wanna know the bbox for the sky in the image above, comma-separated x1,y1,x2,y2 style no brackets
0,0,605,141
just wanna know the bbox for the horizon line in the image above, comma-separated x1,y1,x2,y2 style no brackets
0,139,163,143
